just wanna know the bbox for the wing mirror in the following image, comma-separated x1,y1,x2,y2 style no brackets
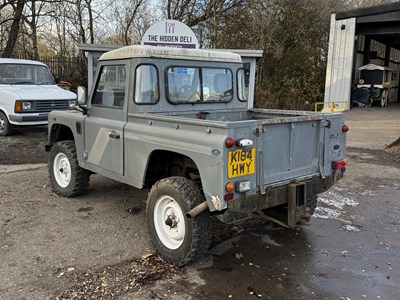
77,86,87,105
77,86,88,115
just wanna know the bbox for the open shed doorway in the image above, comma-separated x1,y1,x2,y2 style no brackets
324,2,400,110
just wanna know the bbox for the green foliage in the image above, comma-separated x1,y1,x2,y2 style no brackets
214,0,346,110
256,42,327,110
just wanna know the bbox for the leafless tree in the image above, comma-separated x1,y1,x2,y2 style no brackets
1,0,26,57
108,0,147,45
165,0,247,47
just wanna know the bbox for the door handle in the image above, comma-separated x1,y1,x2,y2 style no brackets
109,131,120,139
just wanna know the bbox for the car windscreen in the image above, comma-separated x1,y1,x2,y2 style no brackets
0,63,55,85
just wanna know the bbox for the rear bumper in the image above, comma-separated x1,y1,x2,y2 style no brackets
227,171,344,212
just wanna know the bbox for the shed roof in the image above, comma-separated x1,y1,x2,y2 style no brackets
336,2,400,20
335,2,400,51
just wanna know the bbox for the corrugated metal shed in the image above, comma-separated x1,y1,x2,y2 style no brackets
324,2,400,109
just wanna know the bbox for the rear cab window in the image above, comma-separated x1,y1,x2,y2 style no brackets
166,66,233,103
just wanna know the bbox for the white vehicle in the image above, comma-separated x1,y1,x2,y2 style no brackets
0,58,76,136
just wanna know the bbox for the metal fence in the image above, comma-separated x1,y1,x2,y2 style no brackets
11,55,87,80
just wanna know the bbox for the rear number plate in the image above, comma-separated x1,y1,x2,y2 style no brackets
228,148,255,178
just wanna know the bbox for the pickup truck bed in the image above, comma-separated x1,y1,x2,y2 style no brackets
145,108,344,189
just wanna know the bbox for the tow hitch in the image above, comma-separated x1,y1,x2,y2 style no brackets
258,183,311,229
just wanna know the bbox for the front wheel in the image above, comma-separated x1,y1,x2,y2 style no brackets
146,177,211,266
0,111,13,136
49,140,90,197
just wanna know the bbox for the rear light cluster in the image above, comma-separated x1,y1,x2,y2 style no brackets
332,159,348,172
224,180,251,201
225,137,254,148
342,124,349,133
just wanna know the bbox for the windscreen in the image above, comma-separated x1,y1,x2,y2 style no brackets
0,63,55,85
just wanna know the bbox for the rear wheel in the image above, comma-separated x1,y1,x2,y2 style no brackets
49,140,90,197
146,176,211,266
0,111,13,136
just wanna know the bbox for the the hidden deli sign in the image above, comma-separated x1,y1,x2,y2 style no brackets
141,20,199,49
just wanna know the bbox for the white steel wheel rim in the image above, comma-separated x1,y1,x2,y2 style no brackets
53,152,71,188
153,195,186,250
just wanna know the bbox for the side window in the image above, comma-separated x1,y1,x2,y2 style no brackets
134,65,159,104
92,65,126,108
237,68,249,101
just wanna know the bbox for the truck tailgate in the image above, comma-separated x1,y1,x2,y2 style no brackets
258,117,323,187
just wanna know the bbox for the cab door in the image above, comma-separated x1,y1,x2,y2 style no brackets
84,62,129,175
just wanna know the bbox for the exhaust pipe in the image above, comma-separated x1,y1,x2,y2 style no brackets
186,201,208,219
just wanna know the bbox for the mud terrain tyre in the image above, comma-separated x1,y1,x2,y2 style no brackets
0,111,13,136
49,140,90,197
147,176,211,266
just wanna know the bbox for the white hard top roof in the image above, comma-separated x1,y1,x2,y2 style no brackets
99,45,242,63
359,63,392,71
0,58,46,66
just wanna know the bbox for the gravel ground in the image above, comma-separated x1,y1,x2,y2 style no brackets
0,126,48,165
54,254,178,300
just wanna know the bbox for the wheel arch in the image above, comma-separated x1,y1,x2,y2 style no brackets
144,150,203,188
47,124,75,148
0,109,10,121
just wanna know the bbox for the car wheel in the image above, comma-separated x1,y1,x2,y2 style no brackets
147,176,211,266
0,111,13,136
49,140,90,197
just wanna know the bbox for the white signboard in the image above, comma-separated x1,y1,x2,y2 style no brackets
141,20,199,49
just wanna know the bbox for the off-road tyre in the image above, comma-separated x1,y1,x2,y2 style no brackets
0,111,13,136
146,176,211,266
49,140,90,197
